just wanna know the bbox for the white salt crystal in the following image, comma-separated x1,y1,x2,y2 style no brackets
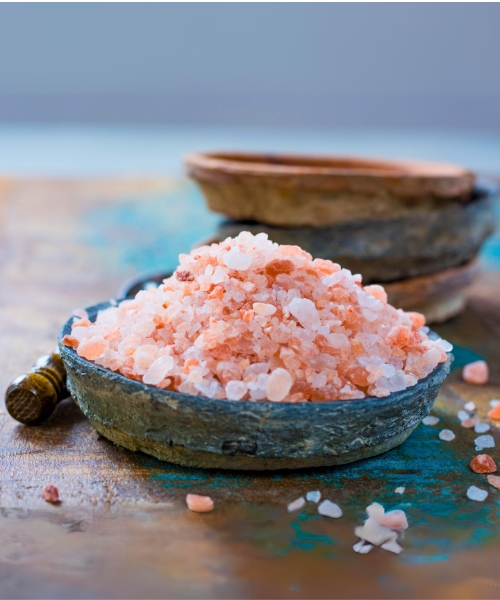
458,410,470,422
475,434,495,448
353,540,374,554
288,297,320,331
464,401,476,412
381,539,403,554
439,429,456,441
306,490,321,503
142,355,175,385
355,518,397,546
223,248,253,271
253,302,276,316
474,422,490,433
422,416,439,426
395,487,405,494
287,497,306,512
225,380,248,401
490,399,500,407
266,368,293,402
466,486,488,502
318,500,343,519
436,338,453,352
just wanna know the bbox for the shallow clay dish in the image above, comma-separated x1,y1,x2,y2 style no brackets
214,186,494,283
60,302,451,471
185,151,476,227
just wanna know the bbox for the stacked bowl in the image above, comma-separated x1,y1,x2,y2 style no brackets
185,152,495,323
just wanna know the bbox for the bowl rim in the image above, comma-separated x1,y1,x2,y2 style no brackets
60,300,452,414
184,150,475,182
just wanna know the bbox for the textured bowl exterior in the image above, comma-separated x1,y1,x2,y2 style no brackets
215,188,494,283
59,302,451,470
185,152,476,227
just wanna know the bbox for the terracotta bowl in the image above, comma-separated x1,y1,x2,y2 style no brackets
185,151,476,227
213,185,495,283
60,302,452,471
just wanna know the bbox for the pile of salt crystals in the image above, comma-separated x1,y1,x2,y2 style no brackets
354,503,408,555
68,232,451,402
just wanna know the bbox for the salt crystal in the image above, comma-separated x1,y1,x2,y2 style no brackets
42,484,59,503
266,368,293,402
306,490,321,503
223,247,253,271
458,410,470,422
466,486,488,502
288,297,321,331
395,487,405,494
422,416,439,426
463,360,489,385
353,540,374,554
225,380,247,401
318,500,342,519
475,434,495,448
474,422,490,434
464,401,476,412
143,355,175,385
381,539,403,554
487,474,500,490
355,518,397,546
439,429,456,442
488,403,500,420
253,302,276,316
378,510,408,531
287,497,306,512
470,454,497,474
435,338,453,353
186,493,214,513
461,418,478,429
491,399,500,407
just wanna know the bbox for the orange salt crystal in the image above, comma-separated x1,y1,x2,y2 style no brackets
487,475,500,490
61,335,79,348
461,418,477,429
406,312,426,330
463,360,489,385
470,454,497,474
488,403,500,420
42,484,59,503
186,493,214,513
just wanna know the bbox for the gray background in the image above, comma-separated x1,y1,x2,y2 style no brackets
0,3,499,130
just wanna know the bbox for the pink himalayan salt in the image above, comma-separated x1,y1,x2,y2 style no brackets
487,475,500,490
488,403,500,420
70,232,449,402
186,493,214,513
463,360,489,385
470,454,497,474
42,484,59,503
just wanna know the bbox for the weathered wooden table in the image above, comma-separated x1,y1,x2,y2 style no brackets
1,177,499,599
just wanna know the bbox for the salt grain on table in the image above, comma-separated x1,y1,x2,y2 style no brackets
491,399,500,408
475,435,495,449
463,360,489,385
306,490,321,503
461,418,478,429
487,475,500,490
470,454,497,474
466,486,488,502
488,403,500,420
186,493,214,513
457,410,469,422
318,499,343,518
439,429,456,441
422,416,439,426
395,487,405,494
287,497,306,513
474,422,490,433
464,401,476,412
353,540,374,554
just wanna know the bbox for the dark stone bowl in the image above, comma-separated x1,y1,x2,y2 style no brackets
59,302,452,470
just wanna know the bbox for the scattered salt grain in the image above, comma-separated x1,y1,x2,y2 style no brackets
381,539,404,554
475,434,495,449
306,490,321,503
458,410,470,422
491,399,500,408
487,475,500,490
439,429,456,442
287,497,306,513
395,487,405,494
470,454,497,474
422,416,440,426
488,403,500,420
71,232,449,402
42,484,59,503
466,486,488,502
186,493,214,513
355,502,407,554
353,540,374,554
318,499,342,519
464,401,476,413
461,418,477,429
474,422,490,434
463,360,489,385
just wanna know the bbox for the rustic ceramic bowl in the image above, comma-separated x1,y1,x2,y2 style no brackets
60,302,451,470
185,151,475,227
214,185,495,283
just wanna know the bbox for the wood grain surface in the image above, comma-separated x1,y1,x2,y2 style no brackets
1,178,500,599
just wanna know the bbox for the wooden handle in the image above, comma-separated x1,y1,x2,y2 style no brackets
5,350,68,425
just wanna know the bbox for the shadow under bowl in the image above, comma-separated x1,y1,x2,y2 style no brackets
60,302,452,470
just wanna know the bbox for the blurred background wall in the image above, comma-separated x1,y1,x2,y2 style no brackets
0,3,499,131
